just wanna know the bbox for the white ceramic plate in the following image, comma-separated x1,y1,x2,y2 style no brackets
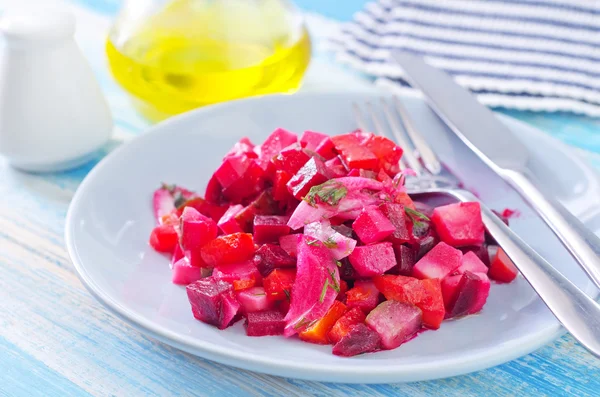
66,91,600,384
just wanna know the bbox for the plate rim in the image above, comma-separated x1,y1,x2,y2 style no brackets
65,90,597,383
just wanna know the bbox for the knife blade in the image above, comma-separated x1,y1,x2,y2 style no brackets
392,50,600,291
391,51,529,172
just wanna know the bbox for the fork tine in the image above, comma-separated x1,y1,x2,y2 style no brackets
379,99,423,175
393,96,442,175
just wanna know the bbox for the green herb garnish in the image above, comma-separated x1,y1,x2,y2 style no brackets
319,280,329,303
283,289,291,302
161,183,176,193
304,181,348,207
293,317,317,330
336,261,343,268
328,269,340,293
323,237,338,249
252,293,266,296
405,207,430,228
306,239,320,246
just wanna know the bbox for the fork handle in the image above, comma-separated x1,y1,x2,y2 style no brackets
501,169,600,290
453,190,600,358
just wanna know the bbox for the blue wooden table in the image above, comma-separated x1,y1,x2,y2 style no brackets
1,0,599,395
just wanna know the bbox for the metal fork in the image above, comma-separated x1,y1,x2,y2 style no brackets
353,97,600,358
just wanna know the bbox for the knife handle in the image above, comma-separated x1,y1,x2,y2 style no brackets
502,169,600,290
452,189,600,358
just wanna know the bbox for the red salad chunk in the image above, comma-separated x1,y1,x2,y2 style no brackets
253,215,290,244
373,275,445,329
412,242,462,280
366,301,422,350
245,310,287,336
150,127,518,357
431,202,485,247
489,248,518,283
346,280,380,314
300,130,328,151
287,157,332,200
332,323,381,357
352,205,396,244
201,233,255,267
254,243,296,277
331,133,379,171
348,242,397,277
186,278,240,329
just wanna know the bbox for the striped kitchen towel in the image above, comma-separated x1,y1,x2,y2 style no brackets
329,0,600,117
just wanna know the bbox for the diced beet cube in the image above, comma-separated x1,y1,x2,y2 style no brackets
254,243,296,277
346,280,380,314
489,248,518,283
441,274,462,310
278,234,302,258
352,206,396,244
331,134,379,171
204,175,225,205
271,144,311,175
364,135,403,176
179,196,229,223
170,243,184,269
253,215,291,244
431,202,485,247
348,242,397,277
200,233,255,267
256,128,298,170
338,258,358,281
366,301,422,350
414,234,439,260
217,204,244,234
325,156,348,177
273,170,294,202
186,278,240,329
460,245,491,267
315,137,337,160
392,244,416,276
263,268,296,301
245,310,286,336
299,301,347,344
373,275,445,329
332,323,381,357
224,137,257,160
172,258,204,285
328,307,366,344
412,242,462,280
149,224,178,253
379,203,413,244
300,130,329,151
454,251,488,275
234,190,279,232
236,287,273,313
286,157,332,200
180,207,218,251
277,298,291,315
212,260,262,291
213,155,265,202
446,271,491,318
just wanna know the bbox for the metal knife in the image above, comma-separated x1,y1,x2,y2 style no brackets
392,51,600,290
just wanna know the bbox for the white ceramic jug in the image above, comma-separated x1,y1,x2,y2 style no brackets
0,9,113,172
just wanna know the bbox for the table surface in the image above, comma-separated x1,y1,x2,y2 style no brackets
1,1,599,396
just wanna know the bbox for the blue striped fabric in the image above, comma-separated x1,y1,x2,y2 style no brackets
330,0,600,117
